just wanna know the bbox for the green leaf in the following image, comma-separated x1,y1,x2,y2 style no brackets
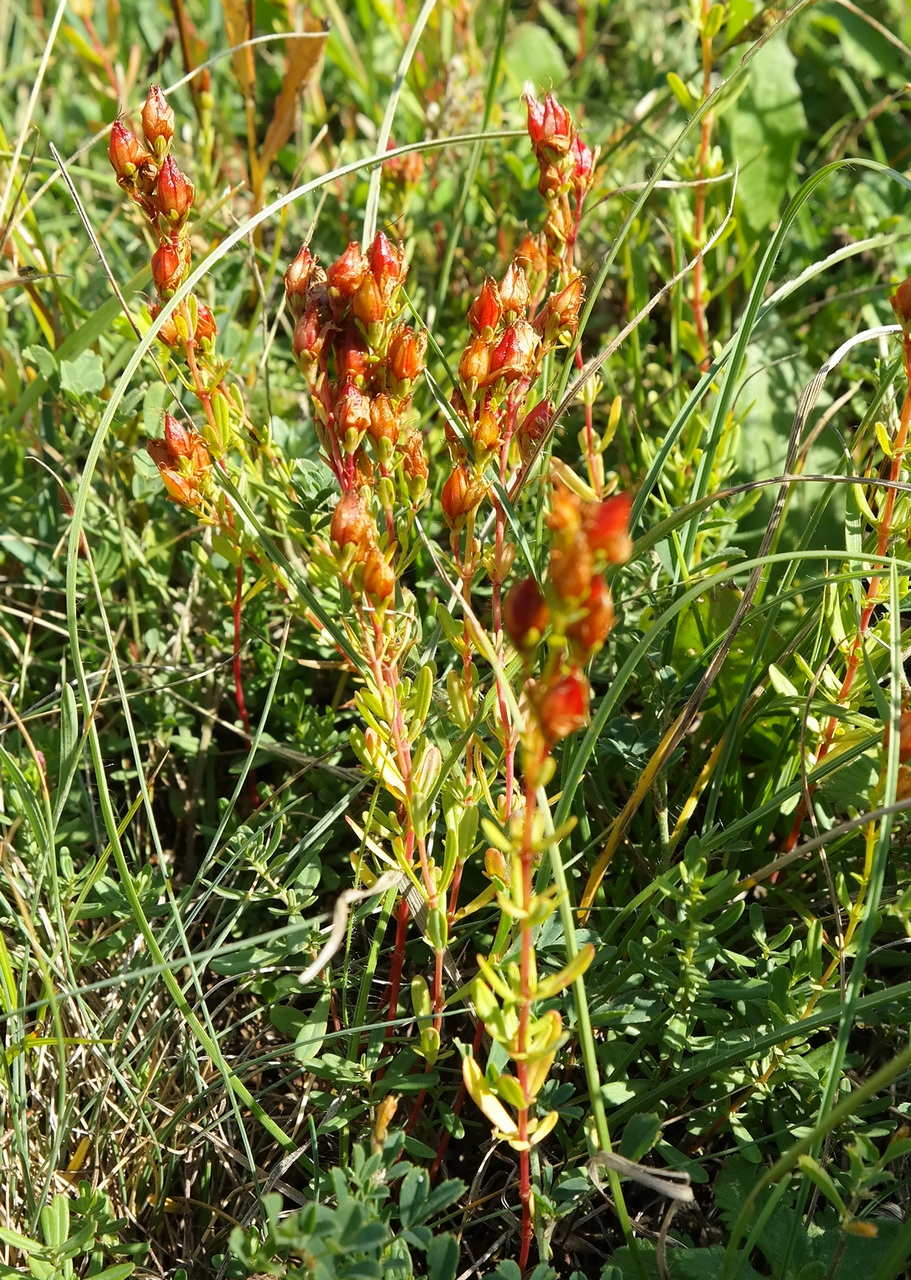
59,351,105,397
728,35,807,231
426,1234,458,1280
619,1113,662,1162
503,21,568,93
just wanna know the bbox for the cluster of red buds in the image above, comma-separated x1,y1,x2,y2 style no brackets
525,91,595,268
442,257,585,524
285,232,429,604
146,412,212,511
108,86,215,349
504,484,632,756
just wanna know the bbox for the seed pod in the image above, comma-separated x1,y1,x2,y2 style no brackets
368,393,399,443
472,405,500,454
535,667,590,742
549,537,592,602
891,278,911,329
567,575,614,656
155,156,194,223
570,133,595,194
503,576,549,652
293,299,326,365
163,412,193,458
525,91,573,158
488,319,539,383
583,493,633,564
141,85,174,155
515,231,548,278
336,380,372,437
517,399,552,461
367,231,405,300
194,303,217,344
363,547,395,601
330,490,371,553
499,262,529,314
108,119,152,180
337,323,370,380
468,278,502,337
441,465,483,525
459,337,490,386
387,326,426,384
151,239,185,295
327,241,367,297
537,274,584,342
351,273,385,325
284,246,318,316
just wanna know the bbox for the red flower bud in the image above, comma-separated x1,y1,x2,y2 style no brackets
472,405,500,454
327,242,367,297
149,303,179,346
141,85,175,153
441,465,484,524
568,575,615,656
108,119,152,180
517,399,552,460
194,302,217,343
368,393,399,443
538,274,585,342
351,274,386,325
151,239,186,295
488,319,539,383
363,547,395,601
468,278,502,336
571,133,594,192
163,412,192,458
525,92,573,158
293,298,327,365
337,323,370,380
285,246,318,315
515,231,548,278
891,279,911,329
583,493,633,564
535,667,590,742
155,156,194,223
549,537,593,602
387,326,426,384
147,415,211,507
336,380,371,437
402,431,428,492
504,576,549,651
499,262,529,314
367,231,405,300
458,337,490,386
330,491,372,553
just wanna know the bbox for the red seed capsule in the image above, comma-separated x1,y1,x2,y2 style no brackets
155,156,194,222
458,337,490,386
488,319,539,383
568,575,615,656
535,667,590,742
163,412,192,458
499,262,529,314
194,303,217,343
351,274,386,325
891,279,911,329
367,231,404,299
468,278,502,337
151,239,184,295
108,119,151,179
387,326,426,384
141,85,175,153
525,92,573,158
284,246,318,315
441,465,483,524
583,493,633,564
503,576,549,651
336,380,372,436
327,242,367,297
368,393,398,443
330,491,371,553
363,547,395,601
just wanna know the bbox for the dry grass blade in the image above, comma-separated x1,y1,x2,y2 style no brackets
259,19,327,176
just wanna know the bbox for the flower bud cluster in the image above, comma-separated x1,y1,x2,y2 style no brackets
146,413,212,510
442,258,585,526
504,484,632,750
286,232,429,603
525,91,595,269
108,87,213,347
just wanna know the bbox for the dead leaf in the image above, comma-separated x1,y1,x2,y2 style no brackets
260,20,327,175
